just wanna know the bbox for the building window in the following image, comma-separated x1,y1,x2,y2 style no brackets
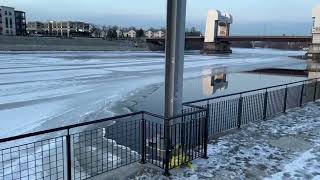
9,18,12,28
5,18,8,28
9,12,12,16
5,11,7,15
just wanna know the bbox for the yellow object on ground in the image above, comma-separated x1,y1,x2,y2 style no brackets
169,149,192,169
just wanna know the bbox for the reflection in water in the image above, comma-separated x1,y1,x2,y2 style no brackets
202,69,228,96
307,62,320,79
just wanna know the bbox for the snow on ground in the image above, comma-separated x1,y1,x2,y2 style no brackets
131,102,320,180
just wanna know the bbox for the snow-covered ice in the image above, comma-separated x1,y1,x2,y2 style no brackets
131,102,320,180
0,49,305,138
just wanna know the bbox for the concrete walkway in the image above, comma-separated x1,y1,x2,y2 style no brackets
130,102,320,179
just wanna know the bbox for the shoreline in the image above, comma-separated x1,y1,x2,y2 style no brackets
109,82,164,115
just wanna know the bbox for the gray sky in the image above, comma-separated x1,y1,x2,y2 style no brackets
1,0,319,35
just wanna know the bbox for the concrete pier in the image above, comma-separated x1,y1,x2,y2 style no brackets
202,10,233,54
308,44,320,60
307,5,320,60
202,42,232,54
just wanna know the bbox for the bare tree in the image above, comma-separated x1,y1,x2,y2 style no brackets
90,24,102,38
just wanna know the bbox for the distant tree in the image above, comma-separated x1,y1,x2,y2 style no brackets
101,25,108,38
191,27,197,32
128,26,137,31
136,28,145,38
107,29,117,39
112,25,119,31
149,27,156,32
102,25,108,32
90,24,102,38
186,27,201,37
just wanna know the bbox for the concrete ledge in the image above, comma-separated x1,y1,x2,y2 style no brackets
87,163,163,180
201,42,232,54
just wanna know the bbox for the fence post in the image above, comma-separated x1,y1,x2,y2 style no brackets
140,112,146,164
314,80,318,102
237,95,243,129
164,119,171,176
202,101,209,159
66,129,72,180
283,85,288,113
300,82,305,107
263,89,268,120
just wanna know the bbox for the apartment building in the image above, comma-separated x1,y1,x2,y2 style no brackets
14,11,26,35
51,21,90,37
0,6,16,35
27,21,90,37
27,21,44,35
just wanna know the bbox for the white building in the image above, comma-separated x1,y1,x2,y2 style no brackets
312,5,320,44
0,6,16,35
116,30,123,38
153,30,165,38
145,30,153,38
204,10,233,43
124,30,136,38
308,5,320,59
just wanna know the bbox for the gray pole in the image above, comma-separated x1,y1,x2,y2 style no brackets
164,0,187,176
164,0,187,118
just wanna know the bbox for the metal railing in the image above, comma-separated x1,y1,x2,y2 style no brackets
0,105,207,179
0,77,319,179
184,77,320,138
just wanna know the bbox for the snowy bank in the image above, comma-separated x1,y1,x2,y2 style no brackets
131,102,320,179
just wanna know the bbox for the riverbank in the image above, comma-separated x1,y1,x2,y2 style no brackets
132,101,320,179
0,35,309,52
0,35,148,51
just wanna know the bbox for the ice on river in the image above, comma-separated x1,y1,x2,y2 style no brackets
0,49,305,137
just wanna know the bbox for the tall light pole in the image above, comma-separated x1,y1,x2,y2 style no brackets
164,0,187,118
164,0,187,176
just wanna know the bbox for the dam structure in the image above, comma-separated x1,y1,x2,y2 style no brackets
202,10,233,54
308,5,320,60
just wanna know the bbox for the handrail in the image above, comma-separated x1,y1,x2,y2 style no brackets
168,108,207,120
184,77,319,105
143,111,166,119
0,111,143,143
183,103,206,109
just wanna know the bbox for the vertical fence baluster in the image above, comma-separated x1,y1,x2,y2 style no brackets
164,118,171,176
203,101,209,159
237,95,243,128
155,123,158,167
66,129,72,180
314,80,318,102
181,111,185,164
263,89,268,120
300,82,305,107
140,113,146,164
283,85,288,113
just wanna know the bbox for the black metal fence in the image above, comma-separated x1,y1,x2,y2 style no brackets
0,77,319,179
0,106,207,179
185,78,320,138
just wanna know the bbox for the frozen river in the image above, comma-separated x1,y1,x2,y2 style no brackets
0,49,307,138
